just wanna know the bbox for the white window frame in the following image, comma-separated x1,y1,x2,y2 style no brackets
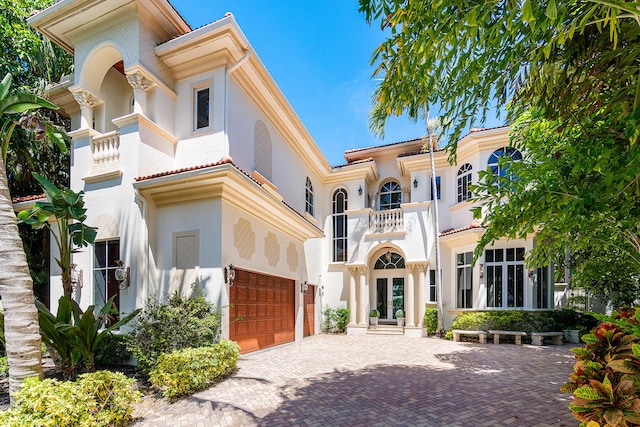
332,188,348,262
485,247,526,308
305,177,314,217
379,180,402,210
456,252,473,308
457,164,472,203
430,175,442,201
192,84,211,132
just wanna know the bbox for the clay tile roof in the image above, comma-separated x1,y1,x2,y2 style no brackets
343,137,424,155
439,220,483,237
331,157,374,169
135,156,234,182
12,193,45,204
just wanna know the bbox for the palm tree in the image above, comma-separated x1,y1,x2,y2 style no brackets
0,73,66,399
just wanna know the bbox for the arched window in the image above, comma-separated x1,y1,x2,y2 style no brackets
374,251,405,269
254,120,272,181
305,177,314,216
488,147,522,187
457,163,473,203
379,181,402,210
332,189,348,262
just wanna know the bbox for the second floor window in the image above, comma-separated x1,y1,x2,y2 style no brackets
379,181,402,210
332,189,348,262
488,147,522,187
195,87,210,130
430,176,441,200
305,177,314,216
457,164,472,202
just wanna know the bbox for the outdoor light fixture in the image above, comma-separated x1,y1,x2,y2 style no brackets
301,281,309,294
358,185,363,196
479,263,484,280
413,178,418,188
385,249,392,262
114,260,130,290
224,264,236,286
70,263,83,289
528,268,536,280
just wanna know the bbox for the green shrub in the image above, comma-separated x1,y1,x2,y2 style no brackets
0,356,7,378
149,339,240,399
0,371,140,427
322,306,350,333
561,308,640,426
424,308,438,334
449,310,557,342
369,309,380,318
95,333,131,367
126,291,221,373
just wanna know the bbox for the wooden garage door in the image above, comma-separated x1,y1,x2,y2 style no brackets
229,269,295,353
303,286,315,337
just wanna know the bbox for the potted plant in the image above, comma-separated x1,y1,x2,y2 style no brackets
395,309,405,327
369,309,380,326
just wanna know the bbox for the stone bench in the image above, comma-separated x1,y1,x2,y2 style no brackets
531,332,564,346
452,330,487,344
488,330,527,345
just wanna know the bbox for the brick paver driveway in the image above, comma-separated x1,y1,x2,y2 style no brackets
133,334,577,426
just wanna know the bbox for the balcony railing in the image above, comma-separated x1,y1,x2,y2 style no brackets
91,131,120,168
369,208,403,233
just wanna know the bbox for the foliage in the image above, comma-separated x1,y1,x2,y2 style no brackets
18,173,97,297
94,333,132,368
358,0,640,149
562,308,640,426
424,308,438,335
0,371,140,427
126,291,222,373
369,309,380,318
149,339,240,399
322,306,350,334
0,356,7,378
451,311,557,335
472,108,640,305
36,296,140,377
395,309,404,318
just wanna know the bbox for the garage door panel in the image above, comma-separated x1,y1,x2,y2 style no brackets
229,269,295,353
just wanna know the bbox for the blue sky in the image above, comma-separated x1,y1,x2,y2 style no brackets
170,1,501,165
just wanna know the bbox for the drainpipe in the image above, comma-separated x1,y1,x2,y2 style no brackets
224,50,251,155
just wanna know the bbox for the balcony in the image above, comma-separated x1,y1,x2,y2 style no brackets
83,131,123,183
369,208,404,234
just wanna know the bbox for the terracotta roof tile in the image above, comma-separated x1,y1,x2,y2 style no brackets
331,157,374,169
12,194,45,204
344,137,424,155
439,220,483,237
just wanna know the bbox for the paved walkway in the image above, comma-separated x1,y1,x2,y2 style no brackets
132,334,578,426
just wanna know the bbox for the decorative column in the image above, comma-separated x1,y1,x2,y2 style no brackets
126,71,154,115
415,263,428,328
71,88,100,130
357,266,367,326
347,266,358,326
405,264,416,327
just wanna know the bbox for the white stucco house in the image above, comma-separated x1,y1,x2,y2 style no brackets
27,0,553,353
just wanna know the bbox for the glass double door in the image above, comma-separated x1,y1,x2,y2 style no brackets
376,277,404,320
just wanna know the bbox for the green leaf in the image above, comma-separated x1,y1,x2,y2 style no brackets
574,386,604,400
522,0,534,24
545,0,557,20
582,334,600,343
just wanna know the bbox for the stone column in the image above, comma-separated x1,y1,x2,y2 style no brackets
405,264,416,327
415,263,428,328
126,71,154,115
71,89,100,130
357,266,367,326
347,266,358,326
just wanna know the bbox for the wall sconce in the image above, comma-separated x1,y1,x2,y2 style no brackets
528,268,536,279
224,264,236,286
70,263,83,289
479,263,484,280
114,260,130,290
301,281,309,294
413,178,418,188
358,185,363,196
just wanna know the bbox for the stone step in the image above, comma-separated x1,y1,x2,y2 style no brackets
366,325,405,335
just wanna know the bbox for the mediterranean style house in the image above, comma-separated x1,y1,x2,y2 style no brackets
27,0,553,352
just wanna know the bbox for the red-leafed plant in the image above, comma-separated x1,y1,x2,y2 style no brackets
561,308,640,427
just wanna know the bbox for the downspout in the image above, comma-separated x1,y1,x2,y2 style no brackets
137,192,150,303
224,50,251,155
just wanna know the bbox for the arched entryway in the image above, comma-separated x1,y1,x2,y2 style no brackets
372,250,405,322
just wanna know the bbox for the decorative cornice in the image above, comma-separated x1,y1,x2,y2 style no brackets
70,87,101,109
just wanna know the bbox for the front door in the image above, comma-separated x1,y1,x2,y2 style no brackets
376,277,404,320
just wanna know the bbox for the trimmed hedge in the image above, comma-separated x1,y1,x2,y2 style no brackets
424,308,438,334
450,311,556,335
0,371,140,427
149,339,240,399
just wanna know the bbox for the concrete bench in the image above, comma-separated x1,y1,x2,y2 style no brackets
452,330,487,344
488,330,527,345
531,332,564,346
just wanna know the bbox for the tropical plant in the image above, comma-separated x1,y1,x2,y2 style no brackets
126,291,222,373
0,72,66,397
18,172,96,297
36,295,140,378
562,308,640,426
322,306,350,334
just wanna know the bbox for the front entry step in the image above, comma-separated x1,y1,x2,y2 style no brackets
367,325,404,335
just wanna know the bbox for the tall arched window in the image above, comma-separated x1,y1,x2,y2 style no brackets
332,189,348,262
488,147,522,187
379,181,402,210
457,163,473,203
305,177,314,216
254,120,272,181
